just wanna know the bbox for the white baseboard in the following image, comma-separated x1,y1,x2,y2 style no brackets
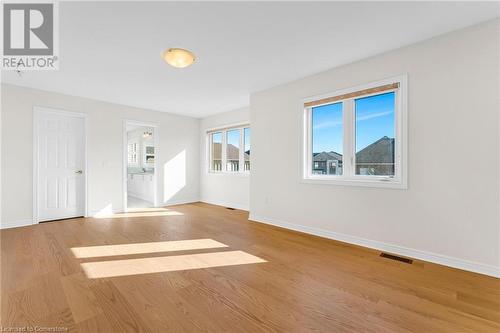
1,219,34,229
162,198,200,207
200,199,249,211
249,214,500,278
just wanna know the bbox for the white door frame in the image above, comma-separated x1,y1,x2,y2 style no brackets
33,106,88,224
123,120,159,211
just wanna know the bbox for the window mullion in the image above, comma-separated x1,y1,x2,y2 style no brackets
302,75,406,188
343,99,354,177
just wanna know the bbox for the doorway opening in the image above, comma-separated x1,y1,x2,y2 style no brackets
123,121,158,210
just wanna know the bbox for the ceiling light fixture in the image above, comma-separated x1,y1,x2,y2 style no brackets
162,48,195,68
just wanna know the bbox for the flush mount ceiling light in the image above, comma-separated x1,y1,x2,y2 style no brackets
162,48,195,68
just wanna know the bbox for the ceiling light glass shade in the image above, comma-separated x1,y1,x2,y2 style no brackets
162,48,195,68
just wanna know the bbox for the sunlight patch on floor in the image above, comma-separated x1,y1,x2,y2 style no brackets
81,250,267,278
126,207,172,212
71,239,228,258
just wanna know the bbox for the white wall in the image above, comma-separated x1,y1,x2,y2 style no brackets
1,84,200,226
199,107,250,210
249,20,500,276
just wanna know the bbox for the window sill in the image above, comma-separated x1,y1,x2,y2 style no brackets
301,176,407,189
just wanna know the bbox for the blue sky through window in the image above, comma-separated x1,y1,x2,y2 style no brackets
244,128,250,152
312,92,395,153
227,129,240,148
312,102,343,154
212,132,222,160
355,92,394,152
212,132,222,143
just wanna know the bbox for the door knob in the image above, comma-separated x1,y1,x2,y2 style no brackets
75,170,83,174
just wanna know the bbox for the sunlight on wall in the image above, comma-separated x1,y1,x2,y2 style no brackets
71,239,228,259
163,150,186,203
81,250,266,278
93,204,113,218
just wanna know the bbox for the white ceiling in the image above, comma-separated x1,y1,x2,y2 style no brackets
2,2,498,118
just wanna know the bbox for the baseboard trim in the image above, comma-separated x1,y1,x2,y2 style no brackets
200,199,249,211
1,219,34,229
163,199,200,207
249,214,500,278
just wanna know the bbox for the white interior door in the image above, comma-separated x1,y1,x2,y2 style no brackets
36,109,85,222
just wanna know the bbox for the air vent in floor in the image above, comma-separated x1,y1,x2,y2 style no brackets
380,252,413,264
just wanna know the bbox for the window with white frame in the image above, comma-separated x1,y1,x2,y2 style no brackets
208,125,250,173
303,76,407,188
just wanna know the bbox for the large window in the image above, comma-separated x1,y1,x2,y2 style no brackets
303,76,407,188
208,125,250,173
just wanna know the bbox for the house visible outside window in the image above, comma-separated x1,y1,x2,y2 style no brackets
355,93,395,176
303,75,407,188
208,125,250,174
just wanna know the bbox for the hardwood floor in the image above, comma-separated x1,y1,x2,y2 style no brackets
1,203,499,332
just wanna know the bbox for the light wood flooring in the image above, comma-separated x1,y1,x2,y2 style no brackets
1,203,499,332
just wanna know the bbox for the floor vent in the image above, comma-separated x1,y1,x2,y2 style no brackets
380,252,413,264
226,207,236,210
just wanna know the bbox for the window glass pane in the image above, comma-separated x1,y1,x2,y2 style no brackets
311,102,343,175
226,129,240,171
211,132,222,171
244,128,250,171
355,92,395,176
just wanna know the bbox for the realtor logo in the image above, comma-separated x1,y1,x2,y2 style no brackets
2,1,59,70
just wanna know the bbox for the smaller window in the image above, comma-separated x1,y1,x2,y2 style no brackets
208,125,250,174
